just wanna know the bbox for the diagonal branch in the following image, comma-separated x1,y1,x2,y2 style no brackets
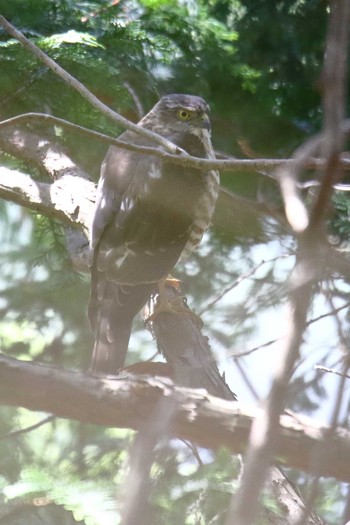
227,2,350,524
0,166,95,236
0,16,186,155
0,124,94,266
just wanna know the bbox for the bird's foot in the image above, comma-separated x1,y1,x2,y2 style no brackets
145,278,203,328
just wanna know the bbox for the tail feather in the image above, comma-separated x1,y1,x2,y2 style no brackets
89,315,132,374
88,281,156,374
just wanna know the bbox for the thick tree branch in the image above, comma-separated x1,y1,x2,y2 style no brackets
0,125,91,182
0,167,94,236
0,354,349,482
0,125,94,265
0,165,269,265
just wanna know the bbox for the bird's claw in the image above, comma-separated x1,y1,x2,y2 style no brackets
145,295,203,328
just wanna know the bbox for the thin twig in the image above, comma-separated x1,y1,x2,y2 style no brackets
3,112,350,173
199,253,293,315
306,302,349,326
231,302,349,359
226,242,318,525
314,365,350,380
180,440,204,467
233,358,260,401
0,414,55,440
231,337,282,359
123,81,145,119
292,283,350,525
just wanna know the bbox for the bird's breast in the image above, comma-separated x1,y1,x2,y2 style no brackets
180,168,220,259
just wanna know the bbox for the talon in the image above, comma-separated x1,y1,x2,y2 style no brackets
145,277,203,328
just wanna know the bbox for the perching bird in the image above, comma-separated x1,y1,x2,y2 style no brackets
88,94,219,374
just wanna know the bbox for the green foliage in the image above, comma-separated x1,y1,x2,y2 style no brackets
38,30,104,50
0,502,84,525
2,468,119,524
329,191,350,241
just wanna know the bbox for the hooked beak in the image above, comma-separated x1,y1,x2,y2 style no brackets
200,113,211,131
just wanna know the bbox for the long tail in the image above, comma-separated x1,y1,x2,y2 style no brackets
88,281,156,374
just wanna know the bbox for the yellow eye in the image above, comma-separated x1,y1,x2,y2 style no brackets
177,109,192,120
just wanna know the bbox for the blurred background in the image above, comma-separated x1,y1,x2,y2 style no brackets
0,1,349,523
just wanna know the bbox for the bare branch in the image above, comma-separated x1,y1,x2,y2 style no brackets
123,81,145,120
199,252,293,315
289,4,350,518
308,0,350,230
0,415,55,440
277,125,350,233
227,2,350,523
2,112,350,174
294,282,350,525
0,113,185,164
0,125,95,267
267,468,325,525
227,241,319,525
277,134,322,232
0,123,89,181
232,302,349,359
315,365,350,380
1,13,348,192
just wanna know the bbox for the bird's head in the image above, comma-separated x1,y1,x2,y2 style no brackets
141,94,212,139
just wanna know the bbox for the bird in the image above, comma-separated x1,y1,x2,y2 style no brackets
88,94,219,374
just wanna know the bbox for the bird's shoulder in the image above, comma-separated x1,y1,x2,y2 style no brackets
90,128,165,250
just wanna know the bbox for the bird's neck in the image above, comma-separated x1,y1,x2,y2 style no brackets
168,131,208,158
